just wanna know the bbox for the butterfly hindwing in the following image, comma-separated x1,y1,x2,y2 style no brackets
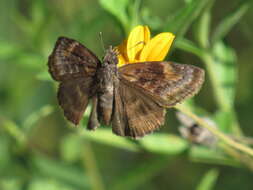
57,78,94,125
119,61,204,107
112,79,165,138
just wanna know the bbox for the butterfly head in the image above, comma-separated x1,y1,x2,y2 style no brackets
102,46,118,66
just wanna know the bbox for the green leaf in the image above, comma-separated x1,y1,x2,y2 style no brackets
0,137,11,171
139,133,189,154
164,0,213,37
22,105,54,131
16,53,44,70
1,118,26,145
189,146,240,167
196,169,219,190
211,41,237,110
128,0,142,29
32,155,89,189
13,0,48,39
13,11,33,37
111,156,169,190
213,110,241,134
195,11,211,48
31,0,46,27
201,41,241,134
36,71,52,81
79,128,140,152
0,177,23,190
213,111,233,132
28,178,75,190
60,134,83,162
175,38,205,58
99,0,130,33
0,41,21,59
141,7,162,30
79,129,188,154
212,0,251,43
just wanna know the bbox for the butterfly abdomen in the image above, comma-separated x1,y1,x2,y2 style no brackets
97,64,117,125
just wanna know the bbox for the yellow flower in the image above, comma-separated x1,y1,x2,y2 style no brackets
116,25,175,67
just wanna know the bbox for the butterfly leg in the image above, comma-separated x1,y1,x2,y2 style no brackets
87,96,100,130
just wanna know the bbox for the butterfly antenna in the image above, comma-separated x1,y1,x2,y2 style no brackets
99,32,106,53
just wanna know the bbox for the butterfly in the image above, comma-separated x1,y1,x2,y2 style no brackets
48,37,204,138
176,112,217,146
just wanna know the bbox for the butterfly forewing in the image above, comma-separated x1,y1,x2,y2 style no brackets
48,37,100,81
119,61,204,107
48,37,100,125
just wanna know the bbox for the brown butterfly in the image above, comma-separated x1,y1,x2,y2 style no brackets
48,37,204,138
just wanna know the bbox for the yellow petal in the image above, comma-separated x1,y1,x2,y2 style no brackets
140,32,175,61
116,39,128,62
143,26,150,43
117,54,127,67
127,25,150,61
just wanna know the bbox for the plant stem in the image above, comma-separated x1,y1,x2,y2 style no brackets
175,104,253,157
220,144,253,171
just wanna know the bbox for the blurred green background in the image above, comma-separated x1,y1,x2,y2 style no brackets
1,0,253,189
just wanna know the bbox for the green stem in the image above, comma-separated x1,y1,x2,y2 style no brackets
175,104,253,157
197,11,211,48
129,0,141,29
220,144,253,171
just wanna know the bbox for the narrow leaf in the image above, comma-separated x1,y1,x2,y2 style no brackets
0,41,21,59
60,134,83,162
164,0,213,37
22,105,54,131
196,169,219,190
99,0,130,33
78,128,140,152
211,41,237,110
196,11,211,48
189,146,240,167
111,156,169,190
212,0,251,43
36,71,52,81
32,155,89,189
139,133,189,154
28,178,74,190
175,38,205,58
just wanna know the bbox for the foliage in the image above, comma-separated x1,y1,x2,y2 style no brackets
0,0,253,189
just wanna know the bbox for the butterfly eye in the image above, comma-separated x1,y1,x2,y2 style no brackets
112,54,119,65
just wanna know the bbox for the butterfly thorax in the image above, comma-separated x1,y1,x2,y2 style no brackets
97,46,118,125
